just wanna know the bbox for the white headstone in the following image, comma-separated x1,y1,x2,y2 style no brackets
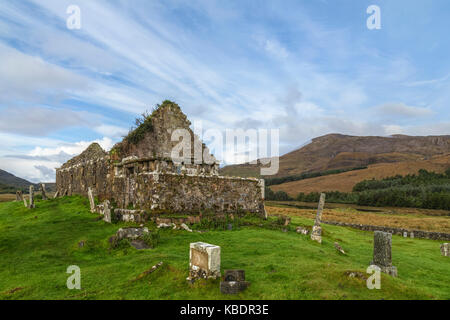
187,242,221,281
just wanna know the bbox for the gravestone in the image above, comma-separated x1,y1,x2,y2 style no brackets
53,190,59,199
187,242,221,281
370,231,397,277
16,190,23,202
311,193,326,243
23,196,28,208
102,200,112,223
410,232,414,239
220,270,250,294
88,187,96,213
314,193,326,225
28,185,35,209
40,184,47,200
441,243,449,257
403,232,408,238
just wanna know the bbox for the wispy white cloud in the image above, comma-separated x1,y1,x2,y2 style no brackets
0,0,448,178
374,102,433,119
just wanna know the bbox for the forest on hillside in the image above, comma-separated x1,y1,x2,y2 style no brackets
266,168,450,210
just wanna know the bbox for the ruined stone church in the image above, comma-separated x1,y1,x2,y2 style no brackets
56,101,265,216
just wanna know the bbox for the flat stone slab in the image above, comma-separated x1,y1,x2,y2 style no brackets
220,281,250,294
224,270,246,282
220,269,249,294
130,239,150,250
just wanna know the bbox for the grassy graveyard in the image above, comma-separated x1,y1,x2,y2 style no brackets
0,196,449,300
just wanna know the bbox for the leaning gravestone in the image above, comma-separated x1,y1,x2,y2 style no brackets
370,231,397,277
187,242,221,281
311,193,326,243
88,187,96,213
28,185,35,209
16,190,23,202
40,184,47,200
23,196,28,208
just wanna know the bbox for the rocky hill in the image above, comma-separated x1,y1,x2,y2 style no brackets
0,169,36,193
271,153,450,195
220,134,450,178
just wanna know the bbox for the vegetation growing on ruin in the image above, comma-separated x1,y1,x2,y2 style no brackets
123,100,181,146
0,196,449,300
124,110,155,145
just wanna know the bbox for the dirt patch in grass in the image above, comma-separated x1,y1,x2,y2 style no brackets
0,194,16,202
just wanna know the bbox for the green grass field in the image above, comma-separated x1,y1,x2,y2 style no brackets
0,196,449,300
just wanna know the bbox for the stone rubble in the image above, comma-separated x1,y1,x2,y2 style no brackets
180,223,193,232
334,242,346,254
296,226,309,235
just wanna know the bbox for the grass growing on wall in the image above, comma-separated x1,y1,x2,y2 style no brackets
0,196,449,300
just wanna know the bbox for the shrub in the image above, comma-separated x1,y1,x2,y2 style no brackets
141,230,160,248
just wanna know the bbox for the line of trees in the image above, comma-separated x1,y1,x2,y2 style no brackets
265,168,450,210
265,166,368,186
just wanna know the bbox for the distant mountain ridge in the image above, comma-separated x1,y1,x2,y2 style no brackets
0,169,35,190
220,134,450,178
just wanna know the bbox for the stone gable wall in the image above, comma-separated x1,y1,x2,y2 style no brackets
56,157,112,199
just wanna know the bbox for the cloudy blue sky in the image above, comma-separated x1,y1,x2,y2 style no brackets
0,0,449,182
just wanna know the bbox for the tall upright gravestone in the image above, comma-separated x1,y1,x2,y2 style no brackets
29,185,35,209
441,243,449,257
311,193,326,243
88,187,96,213
370,231,397,277
40,184,47,200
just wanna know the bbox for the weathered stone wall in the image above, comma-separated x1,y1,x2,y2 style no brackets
56,155,264,215
111,172,264,214
56,157,112,200
323,220,450,241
